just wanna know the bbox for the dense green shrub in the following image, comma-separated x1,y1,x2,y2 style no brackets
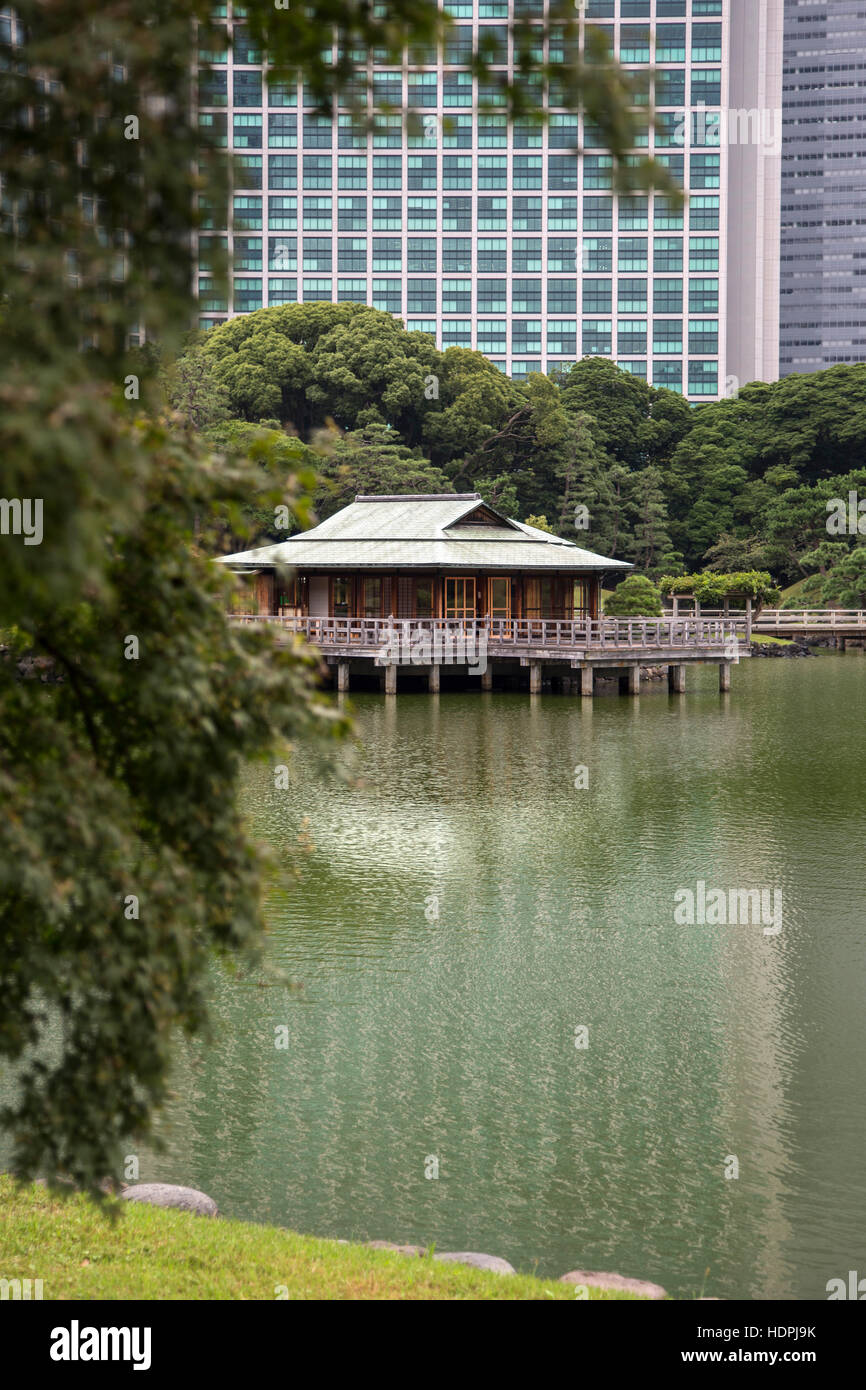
604,574,663,617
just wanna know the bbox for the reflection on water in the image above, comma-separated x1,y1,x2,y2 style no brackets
15,656,866,1298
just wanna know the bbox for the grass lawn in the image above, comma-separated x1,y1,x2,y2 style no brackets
749,633,797,647
778,577,809,603
0,1178,651,1300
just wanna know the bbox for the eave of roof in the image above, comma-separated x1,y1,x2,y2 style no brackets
215,493,632,571
218,539,631,571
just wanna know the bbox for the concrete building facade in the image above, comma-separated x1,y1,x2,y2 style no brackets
198,1,785,401
779,0,866,375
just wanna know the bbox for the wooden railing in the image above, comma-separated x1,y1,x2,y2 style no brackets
669,608,866,630
752,608,866,629
229,614,742,652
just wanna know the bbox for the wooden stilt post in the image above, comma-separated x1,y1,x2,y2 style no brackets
628,664,640,696
384,663,397,694
428,664,440,693
579,665,594,698
529,662,542,694
337,660,350,692
481,666,493,691
669,663,686,693
719,662,731,692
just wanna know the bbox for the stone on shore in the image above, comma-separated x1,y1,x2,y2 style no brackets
121,1183,218,1217
560,1270,667,1299
434,1251,515,1275
366,1240,425,1256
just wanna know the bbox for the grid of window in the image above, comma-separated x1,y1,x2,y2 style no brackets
197,0,726,398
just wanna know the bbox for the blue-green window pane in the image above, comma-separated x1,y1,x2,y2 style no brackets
338,237,367,272
689,319,719,354
689,277,719,314
548,281,577,314
583,320,612,356
372,278,402,312
268,113,297,148
338,196,366,231
337,278,367,303
302,155,331,189
372,237,401,272
478,239,507,273
583,279,612,314
442,279,471,313
478,280,507,312
268,196,297,231
233,276,262,311
688,360,718,396
618,320,647,355
442,197,471,231
233,114,261,149
619,278,648,313
268,155,297,189
512,238,541,273
653,360,682,392
511,279,541,313
478,197,507,231
653,237,683,273
373,196,402,230
654,277,683,313
407,197,437,231
619,238,648,273
548,238,577,273
233,195,262,230
442,238,472,272
302,197,332,230
653,319,683,354
303,277,332,302
407,279,436,313
477,320,507,354
233,70,261,107
268,237,296,272
548,198,578,231
441,320,472,348
689,236,719,272
582,238,612,273
407,238,436,272
547,320,577,356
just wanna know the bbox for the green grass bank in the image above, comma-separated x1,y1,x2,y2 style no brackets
0,1178,651,1300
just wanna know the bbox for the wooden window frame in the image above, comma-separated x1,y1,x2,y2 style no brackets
444,575,476,620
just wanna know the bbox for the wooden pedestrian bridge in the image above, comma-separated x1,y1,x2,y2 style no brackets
229,613,746,695
727,608,866,640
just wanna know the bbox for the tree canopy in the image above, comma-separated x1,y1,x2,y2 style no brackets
187,305,866,592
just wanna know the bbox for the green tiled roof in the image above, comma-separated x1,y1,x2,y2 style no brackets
217,493,632,573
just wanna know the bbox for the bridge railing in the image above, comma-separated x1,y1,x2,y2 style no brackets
664,607,866,630
753,608,866,628
228,614,742,651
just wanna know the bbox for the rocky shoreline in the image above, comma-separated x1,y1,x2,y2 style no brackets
118,1181,669,1298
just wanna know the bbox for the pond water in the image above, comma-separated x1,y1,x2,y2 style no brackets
55,657,866,1296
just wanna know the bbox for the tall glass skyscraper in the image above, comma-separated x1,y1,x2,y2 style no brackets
779,0,866,375
198,1,783,402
